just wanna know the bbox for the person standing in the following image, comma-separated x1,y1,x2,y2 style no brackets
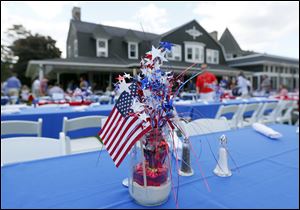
237,71,249,98
32,77,40,98
6,72,21,98
260,75,271,95
196,71,217,101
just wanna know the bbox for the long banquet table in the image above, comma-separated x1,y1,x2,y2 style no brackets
1,98,278,138
1,124,298,209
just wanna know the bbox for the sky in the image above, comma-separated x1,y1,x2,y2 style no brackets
1,1,299,59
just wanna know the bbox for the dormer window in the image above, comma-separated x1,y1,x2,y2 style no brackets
128,42,138,59
206,49,219,64
184,42,204,63
96,38,108,57
167,44,181,61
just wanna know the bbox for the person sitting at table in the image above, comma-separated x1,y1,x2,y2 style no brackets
278,84,288,97
196,70,217,101
47,81,64,97
40,77,49,96
79,76,89,91
220,76,229,90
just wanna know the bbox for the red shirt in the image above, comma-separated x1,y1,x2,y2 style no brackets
196,71,217,93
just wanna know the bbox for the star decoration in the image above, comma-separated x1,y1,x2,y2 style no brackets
123,72,132,79
159,42,174,51
151,46,168,62
139,112,149,122
116,75,124,82
131,98,144,113
118,80,131,94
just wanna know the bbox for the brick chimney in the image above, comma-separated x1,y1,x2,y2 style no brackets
210,31,218,41
72,7,81,21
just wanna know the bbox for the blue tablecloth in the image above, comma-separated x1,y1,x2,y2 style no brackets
0,98,278,138
1,105,113,138
1,124,298,209
175,98,278,120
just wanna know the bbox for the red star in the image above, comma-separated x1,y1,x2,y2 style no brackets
116,75,124,82
145,53,152,60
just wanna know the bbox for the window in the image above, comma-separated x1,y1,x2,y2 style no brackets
128,42,138,59
184,42,204,63
96,39,108,57
206,49,219,64
74,39,78,57
166,44,182,61
226,53,233,59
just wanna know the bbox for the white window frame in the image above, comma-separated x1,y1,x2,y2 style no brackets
206,49,219,64
167,44,182,61
96,38,108,57
184,42,205,63
128,42,138,59
74,39,78,57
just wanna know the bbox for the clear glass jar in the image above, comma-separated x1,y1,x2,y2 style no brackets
129,128,171,206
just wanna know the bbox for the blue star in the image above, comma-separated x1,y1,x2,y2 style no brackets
159,42,174,51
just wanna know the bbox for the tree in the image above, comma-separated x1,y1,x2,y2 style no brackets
2,24,61,85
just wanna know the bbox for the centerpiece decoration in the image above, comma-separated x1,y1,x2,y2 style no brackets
98,42,204,206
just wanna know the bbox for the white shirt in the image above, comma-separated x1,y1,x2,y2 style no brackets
237,76,248,95
32,79,40,91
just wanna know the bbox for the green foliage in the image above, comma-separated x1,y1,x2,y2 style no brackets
2,24,61,85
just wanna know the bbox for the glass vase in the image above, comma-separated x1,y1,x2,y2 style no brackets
129,128,172,206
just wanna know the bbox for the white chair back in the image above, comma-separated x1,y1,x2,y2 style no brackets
277,101,297,124
62,116,107,154
183,118,231,137
239,103,263,126
215,104,243,129
1,133,67,166
1,118,42,137
62,116,106,135
294,111,299,126
257,102,278,123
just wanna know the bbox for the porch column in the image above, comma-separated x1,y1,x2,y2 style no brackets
133,68,137,76
88,72,93,87
38,64,44,81
276,66,280,90
56,72,60,84
109,71,112,90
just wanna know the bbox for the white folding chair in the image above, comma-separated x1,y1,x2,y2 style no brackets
276,101,297,125
215,104,243,129
239,103,263,127
256,102,279,124
183,118,231,137
62,116,107,154
1,118,43,137
1,133,67,166
294,111,299,126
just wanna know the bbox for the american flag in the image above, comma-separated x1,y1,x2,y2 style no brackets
98,83,152,167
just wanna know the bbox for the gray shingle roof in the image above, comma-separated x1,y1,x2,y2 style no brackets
72,20,159,41
219,28,243,55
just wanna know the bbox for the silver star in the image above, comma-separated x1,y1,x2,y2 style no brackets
131,98,144,113
118,80,131,94
151,46,168,62
139,112,149,122
123,72,132,79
